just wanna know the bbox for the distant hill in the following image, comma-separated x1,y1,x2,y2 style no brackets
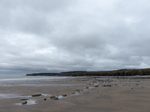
26,68,150,76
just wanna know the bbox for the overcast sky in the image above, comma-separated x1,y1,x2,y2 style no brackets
0,0,150,75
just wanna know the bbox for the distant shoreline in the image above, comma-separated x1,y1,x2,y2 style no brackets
26,68,150,76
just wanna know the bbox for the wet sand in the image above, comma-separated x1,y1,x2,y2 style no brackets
0,76,150,112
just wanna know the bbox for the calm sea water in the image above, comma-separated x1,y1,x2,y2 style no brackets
0,74,69,82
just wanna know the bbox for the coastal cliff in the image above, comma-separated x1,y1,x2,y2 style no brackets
26,68,150,76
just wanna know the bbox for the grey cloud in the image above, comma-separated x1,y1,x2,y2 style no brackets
0,0,150,75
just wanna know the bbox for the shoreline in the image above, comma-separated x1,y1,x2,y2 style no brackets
0,76,150,112
26,68,150,76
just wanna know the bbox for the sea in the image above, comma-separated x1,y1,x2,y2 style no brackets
0,74,68,82
1,74,150,82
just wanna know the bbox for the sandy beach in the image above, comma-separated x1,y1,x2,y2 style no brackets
0,76,150,112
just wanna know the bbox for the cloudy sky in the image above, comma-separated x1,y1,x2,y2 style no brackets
0,0,150,75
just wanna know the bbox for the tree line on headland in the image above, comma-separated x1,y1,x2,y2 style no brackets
26,68,150,76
